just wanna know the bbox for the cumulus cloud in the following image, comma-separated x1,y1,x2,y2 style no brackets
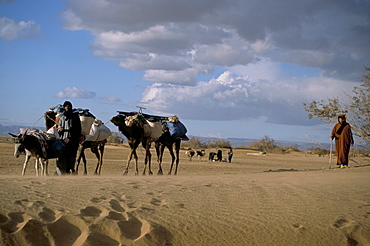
56,87,96,99
0,17,40,41
62,0,370,83
140,70,357,125
61,0,369,125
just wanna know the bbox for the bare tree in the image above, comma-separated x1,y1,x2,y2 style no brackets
303,67,370,146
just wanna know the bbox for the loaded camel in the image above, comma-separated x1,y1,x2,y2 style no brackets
155,131,182,175
110,113,155,175
45,110,110,175
154,115,188,175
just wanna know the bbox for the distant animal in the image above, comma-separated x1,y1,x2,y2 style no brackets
196,150,206,160
155,130,182,175
185,148,195,161
209,152,217,161
111,114,153,175
217,150,222,162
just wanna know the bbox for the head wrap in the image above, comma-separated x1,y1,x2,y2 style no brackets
63,101,72,108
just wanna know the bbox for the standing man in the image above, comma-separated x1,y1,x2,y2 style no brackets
57,101,81,174
330,114,354,168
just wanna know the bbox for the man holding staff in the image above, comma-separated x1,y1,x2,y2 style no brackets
330,114,354,168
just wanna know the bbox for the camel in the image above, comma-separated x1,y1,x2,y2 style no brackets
75,139,107,175
45,110,110,175
110,114,154,175
155,130,182,175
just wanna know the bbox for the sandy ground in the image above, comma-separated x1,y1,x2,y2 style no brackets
0,138,370,246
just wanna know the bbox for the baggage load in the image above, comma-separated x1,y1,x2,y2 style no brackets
80,115,95,135
166,121,187,138
46,125,60,139
143,120,163,138
85,119,112,141
77,109,96,135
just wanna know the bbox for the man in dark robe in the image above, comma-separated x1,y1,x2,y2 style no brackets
330,114,354,168
57,101,81,174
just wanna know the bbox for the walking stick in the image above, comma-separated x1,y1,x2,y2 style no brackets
328,138,333,169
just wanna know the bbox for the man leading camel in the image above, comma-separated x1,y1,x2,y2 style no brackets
57,101,81,174
330,114,354,168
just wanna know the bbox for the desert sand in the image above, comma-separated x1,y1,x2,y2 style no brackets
0,138,369,246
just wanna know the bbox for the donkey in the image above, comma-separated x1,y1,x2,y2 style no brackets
9,132,51,176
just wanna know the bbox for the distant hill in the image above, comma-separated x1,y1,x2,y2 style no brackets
0,124,44,136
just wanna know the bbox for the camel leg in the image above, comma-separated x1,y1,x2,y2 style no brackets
173,140,181,175
22,154,31,176
124,149,133,175
75,145,84,175
124,145,139,175
142,142,153,175
95,144,105,175
142,141,153,175
155,142,164,175
167,144,176,175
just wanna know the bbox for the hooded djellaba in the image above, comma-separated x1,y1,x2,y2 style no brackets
57,101,82,174
330,114,354,168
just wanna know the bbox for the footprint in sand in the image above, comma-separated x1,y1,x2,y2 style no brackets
47,215,88,246
332,217,352,229
150,198,168,207
1,195,171,246
14,199,45,208
38,207,59,223
109,199,126,212
80,206,104,217
90,196,108,204
292,223,306,232
0,212,32,233
332,216,369,246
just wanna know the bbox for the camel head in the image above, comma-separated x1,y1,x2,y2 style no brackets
110,115,125,127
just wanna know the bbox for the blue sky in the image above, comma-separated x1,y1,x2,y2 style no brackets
1,0,369,144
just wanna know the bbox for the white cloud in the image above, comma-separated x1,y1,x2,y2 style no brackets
62,0,370,84
56,87,96,99
0,17,40,41
141,69,357,125
61,0,369,126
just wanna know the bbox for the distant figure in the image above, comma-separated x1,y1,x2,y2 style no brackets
196,150,206,160
185,148,195,161
57,101,81,174
209,152,217,161
330,114,354,168
228,147,233,163
217,150,222,162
